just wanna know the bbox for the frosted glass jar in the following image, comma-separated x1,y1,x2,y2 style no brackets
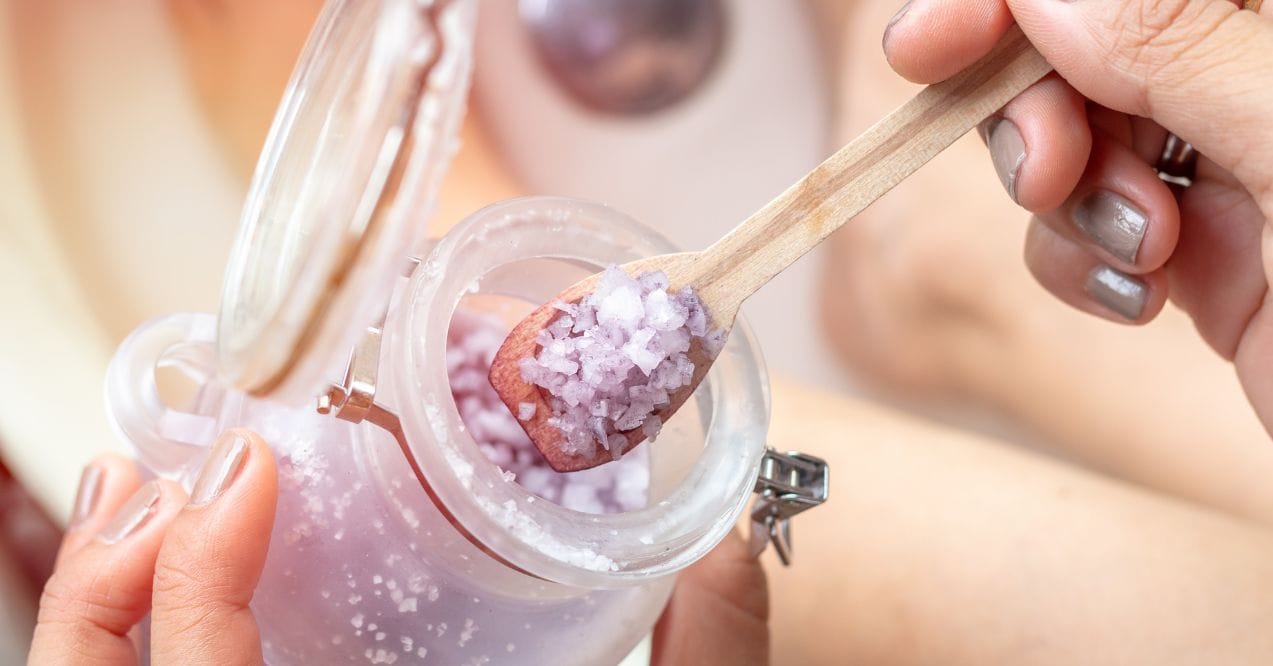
105,197,771,664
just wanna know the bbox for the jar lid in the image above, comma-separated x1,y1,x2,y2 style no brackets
217,0,474,403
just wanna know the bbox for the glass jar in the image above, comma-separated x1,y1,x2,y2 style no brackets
103,0,824,663
109,196,769,664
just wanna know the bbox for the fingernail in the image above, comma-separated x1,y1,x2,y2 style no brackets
189,431,249,507
69,463,103,528
1073,191,1148,263
883,0,914,47
1085,265,1147,320
987,118,1026,203
98,481,161,545
887,0,914,29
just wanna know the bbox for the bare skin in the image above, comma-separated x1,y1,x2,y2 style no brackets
764,379,1273,665
31,433,768,666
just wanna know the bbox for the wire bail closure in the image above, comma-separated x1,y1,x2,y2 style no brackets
749,449,830,566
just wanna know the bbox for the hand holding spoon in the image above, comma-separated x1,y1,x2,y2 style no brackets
490,26,1052,472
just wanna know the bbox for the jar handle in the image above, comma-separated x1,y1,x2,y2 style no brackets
105,313,220,480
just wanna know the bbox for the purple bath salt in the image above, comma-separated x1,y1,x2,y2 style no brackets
447,308,648,513
518,265,726,458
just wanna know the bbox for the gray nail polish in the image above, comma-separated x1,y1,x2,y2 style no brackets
883,0,914,52
98,481,161,545
70,464,102,528
189,432,248,507
987,118,1026,202
1073,191,1148,263
887,0,914,29
1086,265,1148,320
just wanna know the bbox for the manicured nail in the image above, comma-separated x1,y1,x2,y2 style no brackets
883,0,914,47
69,463,103,528
1086,265,1147,320
189,431,249,507
887,0,914,29
1073,191,1148,263
986,118,1026,203
98,481,161,545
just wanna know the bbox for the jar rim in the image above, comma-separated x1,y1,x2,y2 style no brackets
391,196,770,588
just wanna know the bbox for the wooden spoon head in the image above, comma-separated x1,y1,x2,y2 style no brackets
487,254,735,473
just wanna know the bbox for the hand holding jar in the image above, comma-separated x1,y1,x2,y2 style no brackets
28,430,769,665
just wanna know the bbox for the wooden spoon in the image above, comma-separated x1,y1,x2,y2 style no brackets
490,26,1052,472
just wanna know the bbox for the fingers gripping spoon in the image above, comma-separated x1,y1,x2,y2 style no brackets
490,26,1052,472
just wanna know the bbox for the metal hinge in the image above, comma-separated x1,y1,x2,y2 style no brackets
749,449,829,566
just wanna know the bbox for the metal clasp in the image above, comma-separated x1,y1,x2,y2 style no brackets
316,255,420,424
750,449,829,566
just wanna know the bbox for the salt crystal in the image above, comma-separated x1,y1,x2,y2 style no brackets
644,289,687,331
447,308,651,513
516,266,726,458
596,286,644,331
551,299,578,316
458,618,478,647
517,402,536,421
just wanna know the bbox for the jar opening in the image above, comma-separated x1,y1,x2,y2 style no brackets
393,196,769,588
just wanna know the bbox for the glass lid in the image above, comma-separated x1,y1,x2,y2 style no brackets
217,0,474,403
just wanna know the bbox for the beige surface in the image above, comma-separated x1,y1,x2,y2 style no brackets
1,0,246,521
1,3,111,522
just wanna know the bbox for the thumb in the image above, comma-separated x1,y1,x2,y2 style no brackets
150,429,277,666
651,530,769,666
1008,0,1273,201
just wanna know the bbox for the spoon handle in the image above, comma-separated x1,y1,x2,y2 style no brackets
697,25,1052,310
